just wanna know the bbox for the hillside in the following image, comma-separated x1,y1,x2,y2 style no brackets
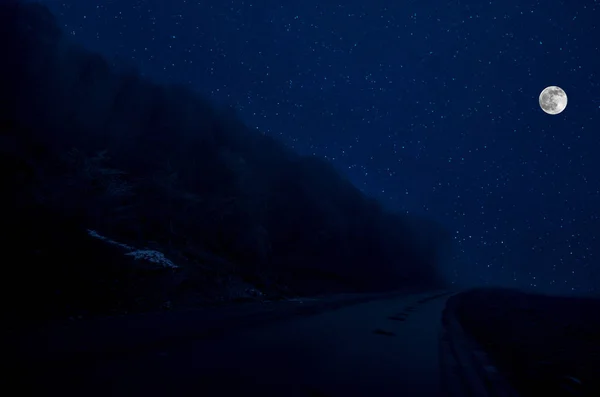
0,1,452,327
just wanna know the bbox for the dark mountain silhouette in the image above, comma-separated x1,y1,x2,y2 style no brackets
0,1,452,328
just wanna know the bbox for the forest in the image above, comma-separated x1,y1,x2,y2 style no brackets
0,1,453,325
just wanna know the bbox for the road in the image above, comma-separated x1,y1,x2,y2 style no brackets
22,291,454,397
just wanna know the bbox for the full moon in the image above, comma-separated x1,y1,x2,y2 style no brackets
539,86,568,115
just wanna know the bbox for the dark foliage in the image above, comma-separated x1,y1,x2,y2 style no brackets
0,1,452,324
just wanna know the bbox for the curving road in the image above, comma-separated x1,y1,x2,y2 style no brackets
24,291,455,397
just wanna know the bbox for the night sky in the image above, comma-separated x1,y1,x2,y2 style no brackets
33,0,599,294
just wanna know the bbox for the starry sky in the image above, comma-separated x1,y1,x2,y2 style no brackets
34,0,600,294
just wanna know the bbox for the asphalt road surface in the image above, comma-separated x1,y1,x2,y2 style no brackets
25,292,454,397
